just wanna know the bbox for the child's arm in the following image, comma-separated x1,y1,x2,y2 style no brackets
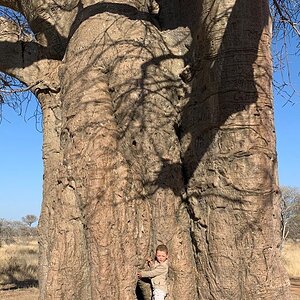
138,263,166,278
137,258,154,279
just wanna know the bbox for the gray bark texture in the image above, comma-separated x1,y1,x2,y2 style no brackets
0,0,291,299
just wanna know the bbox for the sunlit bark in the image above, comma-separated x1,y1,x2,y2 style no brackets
181,0,291,298
0,0,292,299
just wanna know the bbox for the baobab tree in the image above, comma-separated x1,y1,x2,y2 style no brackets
0,0,293,299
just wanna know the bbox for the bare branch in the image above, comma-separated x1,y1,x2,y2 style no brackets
0,80,43,93
271,0,299,104
272,0,300,37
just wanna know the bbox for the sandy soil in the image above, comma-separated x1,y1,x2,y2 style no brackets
0,285,38,300
291,278,300,300
0,279,299,299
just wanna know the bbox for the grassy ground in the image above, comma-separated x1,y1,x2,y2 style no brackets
0,238,38,287
283,241,300,278
0,238,38,299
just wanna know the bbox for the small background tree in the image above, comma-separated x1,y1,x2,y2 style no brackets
281,186,300,241
22,215,38,227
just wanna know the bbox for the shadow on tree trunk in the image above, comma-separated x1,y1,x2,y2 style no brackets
135,278,152,300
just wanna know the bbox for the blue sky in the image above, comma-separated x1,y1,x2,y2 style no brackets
275,100,300,188
273,36,300,189
0,47,299,222
0,102,43,221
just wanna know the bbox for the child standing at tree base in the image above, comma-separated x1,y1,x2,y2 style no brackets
137,244,169,300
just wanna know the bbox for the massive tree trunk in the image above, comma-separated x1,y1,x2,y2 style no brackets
181,1,291,298
0,0,291,299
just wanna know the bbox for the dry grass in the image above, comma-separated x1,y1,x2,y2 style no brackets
0,238,38,287
282,241,300,278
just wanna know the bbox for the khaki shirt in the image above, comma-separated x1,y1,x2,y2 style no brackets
140,260,168,294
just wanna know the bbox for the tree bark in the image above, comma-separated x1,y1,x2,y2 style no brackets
180,0,291,298
0,0,291,299
31,3,196,298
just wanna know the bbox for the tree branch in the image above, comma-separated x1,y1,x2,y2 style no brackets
273,0,300,37
1,1,78,59
0,80,43,93
0,17,61,93
0,1,21,12
18,0,78,59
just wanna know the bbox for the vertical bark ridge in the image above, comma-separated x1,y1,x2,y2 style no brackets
180,0,291,299
38,92,63,299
